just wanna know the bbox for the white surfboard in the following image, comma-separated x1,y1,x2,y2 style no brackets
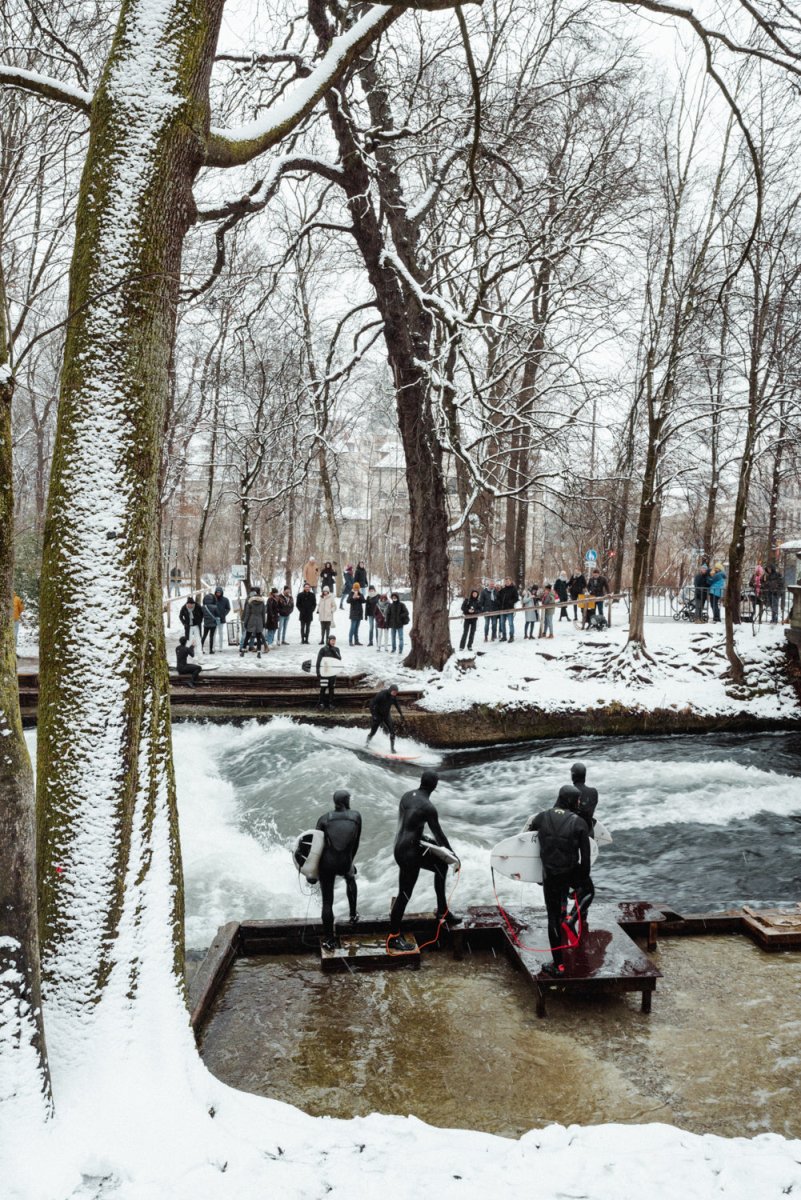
319,657,345,679
490,831,543,883
594,819,613,846
419,838,460,868
491,828,603,884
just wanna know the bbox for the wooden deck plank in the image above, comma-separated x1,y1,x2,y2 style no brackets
320,933,420,973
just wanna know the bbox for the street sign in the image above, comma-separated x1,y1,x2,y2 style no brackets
585,549,598,563
231,564,247,581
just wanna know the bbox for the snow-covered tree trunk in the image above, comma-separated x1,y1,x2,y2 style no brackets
0,262,52,1129
36,0,223,1073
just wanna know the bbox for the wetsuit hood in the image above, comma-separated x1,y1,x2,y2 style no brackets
557,784,580,812
571,762,587,783
333,789,351,811
420,770,439,794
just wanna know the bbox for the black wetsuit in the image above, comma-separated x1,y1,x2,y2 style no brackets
527,806,592,967
389,773,453,932
368,688,402,749
316,804,362,936
573,781,598,835
175,643,201,683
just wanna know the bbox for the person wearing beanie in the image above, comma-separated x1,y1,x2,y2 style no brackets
523,785,592,975
213,585,231,651
179,594,204,654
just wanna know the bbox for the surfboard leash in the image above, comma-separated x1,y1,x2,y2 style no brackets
385,862,463,956
491,867,582,955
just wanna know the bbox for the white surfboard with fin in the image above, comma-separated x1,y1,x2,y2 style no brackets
318,657,345,679
491,824,607,884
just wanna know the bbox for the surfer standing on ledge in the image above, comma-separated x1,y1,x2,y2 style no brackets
316,790,362,951
387,771,461,953
524,785,592,977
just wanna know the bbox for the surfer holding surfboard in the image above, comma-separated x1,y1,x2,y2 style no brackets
387,771,461,953
316,634,343,709
524,785,592,977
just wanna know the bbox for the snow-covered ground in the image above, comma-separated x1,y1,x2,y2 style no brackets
8,613,801,1200
154,610,800,723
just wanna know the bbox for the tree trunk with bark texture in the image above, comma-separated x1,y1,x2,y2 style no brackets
0,262,52,1124
36,0,223,1070
312,23,452,668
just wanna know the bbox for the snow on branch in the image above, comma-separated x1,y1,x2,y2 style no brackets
206,1,483,168
0,64,92,112
206,6,403,168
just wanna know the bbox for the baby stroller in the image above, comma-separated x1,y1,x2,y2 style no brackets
672,587,704,622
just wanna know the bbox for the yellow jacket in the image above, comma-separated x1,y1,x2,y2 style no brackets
13,594,24,621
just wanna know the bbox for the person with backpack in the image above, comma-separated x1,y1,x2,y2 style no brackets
277,586,294,644
386,591,410,654
201,591,219,653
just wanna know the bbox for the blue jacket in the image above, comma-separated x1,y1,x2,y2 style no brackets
708,570,726,597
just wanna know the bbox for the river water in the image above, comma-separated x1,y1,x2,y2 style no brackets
174,719,801,951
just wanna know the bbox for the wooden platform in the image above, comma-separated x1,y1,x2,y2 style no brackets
498,904,662,1018
320,933,421,972
742,905,801,950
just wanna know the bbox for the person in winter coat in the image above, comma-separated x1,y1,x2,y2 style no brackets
707,564,726,623
179,595,204,653
375,594,390,651
175,636,202,687
13,593,24,653
749,563,765,620
587,569,609,620
201,591,219,653
303,557,320,591
365,585,380,646
479,582,500,641
354,561,369,590
320,561,336,594
386,592,410,654
693,564,710,621
213,586,231,651
763,564,784,624
568,572,587,621
460,589,482,650
316,634,342,709
317,586,336,644
240,589,267,657
496,577,520,642
348,582,366,645
521,588,538,639
264,588,280,646
554,573,570,621
296,582,317,644
539,583,556,639
277,586,294,644
339,564,354,610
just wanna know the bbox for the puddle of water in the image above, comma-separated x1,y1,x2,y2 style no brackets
199,937,801,1139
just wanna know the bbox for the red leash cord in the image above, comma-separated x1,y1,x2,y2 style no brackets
492,867,582,954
